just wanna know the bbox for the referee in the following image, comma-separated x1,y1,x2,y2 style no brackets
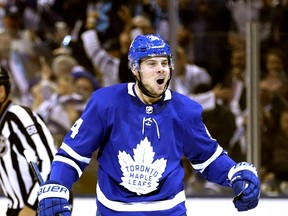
0,66,57,216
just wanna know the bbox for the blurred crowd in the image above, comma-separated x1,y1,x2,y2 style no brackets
0,0,288,197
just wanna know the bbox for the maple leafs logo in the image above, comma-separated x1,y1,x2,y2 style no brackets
118,137,167,195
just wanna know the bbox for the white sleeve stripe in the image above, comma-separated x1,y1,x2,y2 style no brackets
97,184,186,212
60,143,91,164
53,155,83,178
191,145,223,172
228,164,258,180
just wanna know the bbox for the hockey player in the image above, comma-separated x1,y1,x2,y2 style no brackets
37,34,260,216
0,66,57,216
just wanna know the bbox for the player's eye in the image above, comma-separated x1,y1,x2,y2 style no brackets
162,61,169,67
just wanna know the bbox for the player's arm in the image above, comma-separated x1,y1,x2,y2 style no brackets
37,134,92,216
38,94,106,216
183,105,260,211
24,149,71,216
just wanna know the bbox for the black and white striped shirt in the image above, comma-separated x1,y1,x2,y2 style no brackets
0,100,57,211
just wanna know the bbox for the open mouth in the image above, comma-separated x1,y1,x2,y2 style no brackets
156,78,165,85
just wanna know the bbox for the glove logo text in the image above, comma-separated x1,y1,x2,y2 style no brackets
38,185,69,196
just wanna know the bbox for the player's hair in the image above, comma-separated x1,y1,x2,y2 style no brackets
128,34,174,71
0,66,11,94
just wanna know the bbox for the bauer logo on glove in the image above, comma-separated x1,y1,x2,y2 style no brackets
38,183,70,201
38,180,72,216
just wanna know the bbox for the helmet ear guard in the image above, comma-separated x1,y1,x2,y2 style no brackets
128,34,174,71
130,62,138,71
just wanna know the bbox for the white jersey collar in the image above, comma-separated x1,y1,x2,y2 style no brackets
127,82,172,101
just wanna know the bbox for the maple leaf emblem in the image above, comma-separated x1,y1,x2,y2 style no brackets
118,137,167,195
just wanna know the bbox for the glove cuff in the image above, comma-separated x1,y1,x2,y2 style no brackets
228,162,258,181
38,183,70,202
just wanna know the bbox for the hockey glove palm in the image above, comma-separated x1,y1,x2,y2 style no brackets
38,180,71,216
228,162,260,211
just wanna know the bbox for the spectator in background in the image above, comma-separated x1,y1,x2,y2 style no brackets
177,23,194,64
0,27,32,106
227,0,260,41
172,46,231,112
48,21,71,54
2,2,24,39
260,48,288,99
82,4,141,86
172,46,212,96
34,54,83,147
30,54,79,109
85,0,135,44
258,0,282,52
0,2,46,106
71,66,101,102
261,106,288,195
274,0,288,60
151,0,170,41
30,56,57,110
258,78,288,140
51,54,79,77
189,0,232,86
40,0,98,76
219,47,248,162
258,48,288,142
81,29,121,86
0,5,31,105
258,48,288,196
36,72,84,148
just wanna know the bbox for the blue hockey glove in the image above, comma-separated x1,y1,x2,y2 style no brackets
38,180,71,216
228,162,260,211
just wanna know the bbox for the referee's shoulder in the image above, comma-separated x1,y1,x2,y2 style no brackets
8,103,34,116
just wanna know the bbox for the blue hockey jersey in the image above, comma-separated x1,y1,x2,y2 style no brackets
50,83,236,215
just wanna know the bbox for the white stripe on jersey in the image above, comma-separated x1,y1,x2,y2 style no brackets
60,143,91,164
53,155,83,178
191,145,223,172
97,183,186,212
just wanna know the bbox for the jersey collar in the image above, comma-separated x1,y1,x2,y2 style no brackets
127,82,172,101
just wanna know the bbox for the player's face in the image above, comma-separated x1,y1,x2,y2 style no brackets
137,56,170,97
